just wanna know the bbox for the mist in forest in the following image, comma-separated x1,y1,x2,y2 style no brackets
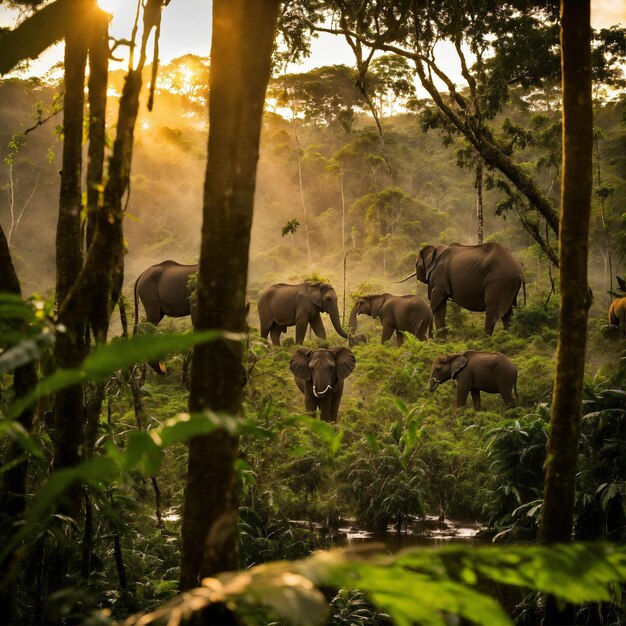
1,59,623,333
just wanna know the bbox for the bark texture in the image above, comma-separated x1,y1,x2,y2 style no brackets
540,1,593,622
52,26,88,481
180,0,280,589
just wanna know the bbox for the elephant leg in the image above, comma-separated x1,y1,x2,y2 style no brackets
470,389,481,411
484,308,500,335
329,392,342,422
500,386,516,408
502,308,513,330
310,314,327,340
304,393,318,415
318,396,333,422
456,381,470,407
295,318,309,344
143,300,164,326
430,288,448,336
269,325,282,346
381,324,395,344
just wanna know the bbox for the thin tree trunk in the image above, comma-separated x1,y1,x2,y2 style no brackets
594,131,613,294
0,223,38,626
52,22,88,494
340,171,347,325
86,7,109,248
47,25,89,614
540,2,593,624
180,0,280,590
475,156,484,244
295,130,313,270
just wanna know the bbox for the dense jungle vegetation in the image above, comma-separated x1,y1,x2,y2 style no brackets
0,1,625,625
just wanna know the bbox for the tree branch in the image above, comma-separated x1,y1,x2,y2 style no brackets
0,0,94,75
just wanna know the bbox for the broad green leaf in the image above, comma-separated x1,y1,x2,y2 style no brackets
5,330,244,420
0,419,43,458
0,456,119,565
124,431,164,474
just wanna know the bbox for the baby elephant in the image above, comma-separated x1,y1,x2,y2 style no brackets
349,293,433,346
290,347,356,422
429,350,517,410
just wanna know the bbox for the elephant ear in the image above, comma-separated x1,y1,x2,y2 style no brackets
290,348,312,380
450,355,468,380
421,245,440,282
333,347,356,380
370,295,384,319
307,282,323,308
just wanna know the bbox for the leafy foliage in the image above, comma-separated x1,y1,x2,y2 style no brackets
122,543,626,626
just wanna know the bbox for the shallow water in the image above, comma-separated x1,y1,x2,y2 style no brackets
335,515,486,552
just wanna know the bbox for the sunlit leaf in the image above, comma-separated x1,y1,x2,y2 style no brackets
5,330,243,420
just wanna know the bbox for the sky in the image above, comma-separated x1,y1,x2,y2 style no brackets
0,0,624,82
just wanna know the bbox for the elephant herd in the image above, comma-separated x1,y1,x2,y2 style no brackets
134,242,531,421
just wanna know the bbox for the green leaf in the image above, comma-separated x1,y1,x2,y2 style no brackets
5,330,243,420
0,332,55,374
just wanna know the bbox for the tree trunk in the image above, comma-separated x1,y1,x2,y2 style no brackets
540,2,593,624
475,156,484,244
295,130,313,270
86,7,109,248
340,172,347,325
47,24,89,613
52,23,88,489
180,0,280,590
0,224,38,626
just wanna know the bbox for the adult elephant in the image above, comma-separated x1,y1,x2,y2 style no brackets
290,347,356,422
258,281,349,346
399,242,525,336
349,293,432,345
133,260,198,329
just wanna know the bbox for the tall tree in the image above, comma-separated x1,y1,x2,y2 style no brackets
180,0,281,588
540,1,593,623
304,0,623,266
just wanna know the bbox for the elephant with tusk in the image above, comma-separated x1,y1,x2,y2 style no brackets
398,242,526,336
290,347,356,422
258,281,349,346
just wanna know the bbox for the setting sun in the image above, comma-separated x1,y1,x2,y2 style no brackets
96,0,119,16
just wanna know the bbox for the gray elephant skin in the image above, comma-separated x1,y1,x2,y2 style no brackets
348,333,367,347
258,281,349,346
290,347,356,422
400,242,525,335
429,350,518,410
134,260,198,328
349,293,433,345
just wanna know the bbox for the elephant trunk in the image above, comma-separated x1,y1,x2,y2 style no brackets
349,303,359,333
329,303,349,339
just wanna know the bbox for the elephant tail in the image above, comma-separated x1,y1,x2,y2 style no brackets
522,280,526,306
133,274,141,336
514,374,518,399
